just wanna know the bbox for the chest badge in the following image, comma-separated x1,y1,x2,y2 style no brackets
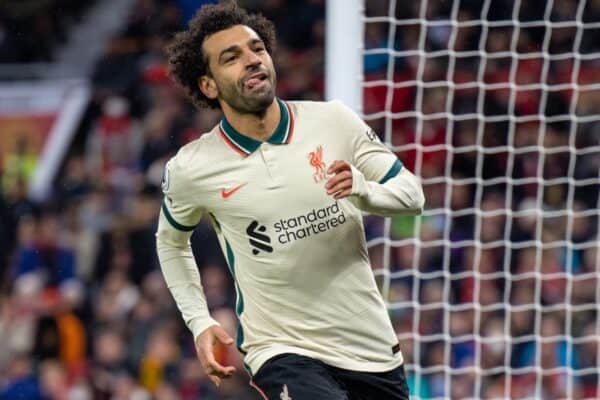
308,145,327,183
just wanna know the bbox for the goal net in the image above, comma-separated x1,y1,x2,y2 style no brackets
361,0,600,398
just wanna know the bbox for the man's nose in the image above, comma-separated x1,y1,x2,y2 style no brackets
243,49,261,67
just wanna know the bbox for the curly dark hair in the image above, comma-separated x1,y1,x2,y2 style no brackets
165,1,276,109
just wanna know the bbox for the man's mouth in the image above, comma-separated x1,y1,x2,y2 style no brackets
244,71,268,90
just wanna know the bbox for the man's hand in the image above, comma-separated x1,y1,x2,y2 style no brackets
326,160,353,200
195,325,236,387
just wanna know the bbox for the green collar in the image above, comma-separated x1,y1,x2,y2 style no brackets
219,98,294,157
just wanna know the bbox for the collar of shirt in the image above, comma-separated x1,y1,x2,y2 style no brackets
218,98,295,157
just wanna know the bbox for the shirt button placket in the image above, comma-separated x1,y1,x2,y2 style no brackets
261,143,281,188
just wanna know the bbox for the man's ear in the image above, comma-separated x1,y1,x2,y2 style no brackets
198,75,218,100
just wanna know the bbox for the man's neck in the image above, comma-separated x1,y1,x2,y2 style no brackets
221,100,280,142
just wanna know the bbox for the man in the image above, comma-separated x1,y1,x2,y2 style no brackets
157,1,424,399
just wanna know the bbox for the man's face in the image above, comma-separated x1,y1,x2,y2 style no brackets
202,25,276,113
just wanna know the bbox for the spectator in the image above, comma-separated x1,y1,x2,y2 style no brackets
0,354,43,400
2,136,38,195
85,96,143,189
13,213,82,300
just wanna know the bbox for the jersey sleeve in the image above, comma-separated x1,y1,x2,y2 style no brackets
156,155,218,340
332,100,403,183
161,156,204,231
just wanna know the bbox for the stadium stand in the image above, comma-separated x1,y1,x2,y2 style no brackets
0,0,94,63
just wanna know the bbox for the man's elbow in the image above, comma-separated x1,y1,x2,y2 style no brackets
156,227,190,250
407,183,425,215
398,168,425,214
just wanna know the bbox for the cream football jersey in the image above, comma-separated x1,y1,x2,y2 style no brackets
157,99,405,375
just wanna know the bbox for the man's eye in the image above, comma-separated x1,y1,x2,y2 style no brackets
225,55,237,63
255,46,265,53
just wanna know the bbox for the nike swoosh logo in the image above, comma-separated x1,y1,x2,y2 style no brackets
221,183,247,198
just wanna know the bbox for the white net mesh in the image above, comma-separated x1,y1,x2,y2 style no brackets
361,0,600,398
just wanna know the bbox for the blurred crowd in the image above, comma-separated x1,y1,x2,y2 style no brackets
0,0,94,63
0,0,598,399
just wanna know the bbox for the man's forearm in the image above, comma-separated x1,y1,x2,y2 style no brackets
350,166,425,216
156,212,218,340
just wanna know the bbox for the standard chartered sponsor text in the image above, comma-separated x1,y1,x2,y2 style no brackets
274,202,346,244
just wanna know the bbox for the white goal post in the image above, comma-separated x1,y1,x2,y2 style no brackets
325,0,364,113
326,0,600,399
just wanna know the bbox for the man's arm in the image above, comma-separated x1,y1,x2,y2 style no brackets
156,157,235,386
325,100,425,216
156,210,218,337
326,161,424,216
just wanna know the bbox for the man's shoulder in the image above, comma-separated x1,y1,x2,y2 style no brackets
286,99,343,112
286,99,354,122
170,129,220,170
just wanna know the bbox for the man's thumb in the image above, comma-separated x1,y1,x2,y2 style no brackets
213,326,234,345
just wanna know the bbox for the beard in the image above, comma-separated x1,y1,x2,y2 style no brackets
217,66,276,115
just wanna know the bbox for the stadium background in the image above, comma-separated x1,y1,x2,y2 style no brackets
0,0,598,399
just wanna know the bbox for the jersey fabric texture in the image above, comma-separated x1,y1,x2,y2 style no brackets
158,99,405,375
